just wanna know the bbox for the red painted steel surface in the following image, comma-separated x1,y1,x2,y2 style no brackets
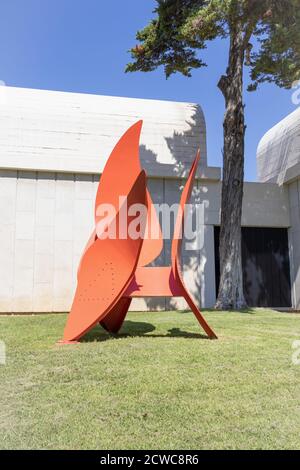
60,121,217,343
63,171,146,342
170,151,218,339
124,267,182,297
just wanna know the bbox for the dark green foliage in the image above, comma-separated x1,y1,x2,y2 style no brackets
126,0,300,309
250,0,300,89
126,0,300,88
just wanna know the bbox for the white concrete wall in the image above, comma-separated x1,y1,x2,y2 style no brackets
257,107,300,309
288,179,300,309
0,169,291,313
0,86,295,312
0,86,222,312
193,179,290,227
0,170,209,312
0,86,222,179
0,170,95,312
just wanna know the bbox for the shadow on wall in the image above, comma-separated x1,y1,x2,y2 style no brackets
135,105,210,311
242,233,292,308
257,107,300,184
139,103,207,178
214,227,292,308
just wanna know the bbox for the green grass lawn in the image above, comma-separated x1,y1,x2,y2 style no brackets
0,309,300,450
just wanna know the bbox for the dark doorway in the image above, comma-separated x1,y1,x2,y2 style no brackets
214,227,292,307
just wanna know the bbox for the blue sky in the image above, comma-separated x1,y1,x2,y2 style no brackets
0,0,298,181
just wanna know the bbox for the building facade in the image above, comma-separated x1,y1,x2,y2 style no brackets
0,86,298,312
257,107,300,310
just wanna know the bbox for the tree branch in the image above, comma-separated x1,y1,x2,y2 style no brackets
242,19,256,49
218,75,230,98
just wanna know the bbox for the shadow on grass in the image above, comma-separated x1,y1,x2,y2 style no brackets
82,320,209,343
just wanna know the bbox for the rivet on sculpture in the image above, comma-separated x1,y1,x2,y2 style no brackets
59,121,217,343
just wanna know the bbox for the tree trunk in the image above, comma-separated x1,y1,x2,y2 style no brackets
215,23,248,310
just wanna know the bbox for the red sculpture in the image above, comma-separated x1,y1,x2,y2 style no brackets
60,121,217,343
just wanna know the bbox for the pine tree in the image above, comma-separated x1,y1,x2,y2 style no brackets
126,0,300,309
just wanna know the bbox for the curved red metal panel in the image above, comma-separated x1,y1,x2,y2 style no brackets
171,150,200,273
94,121,143,226
92,120,162,266
61,121,217,342
62,171,147,342
171,150,217,339
138,189,163,266
100,298,132,334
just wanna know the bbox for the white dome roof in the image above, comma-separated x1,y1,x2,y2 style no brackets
257,107,300,184
0,86,208,178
